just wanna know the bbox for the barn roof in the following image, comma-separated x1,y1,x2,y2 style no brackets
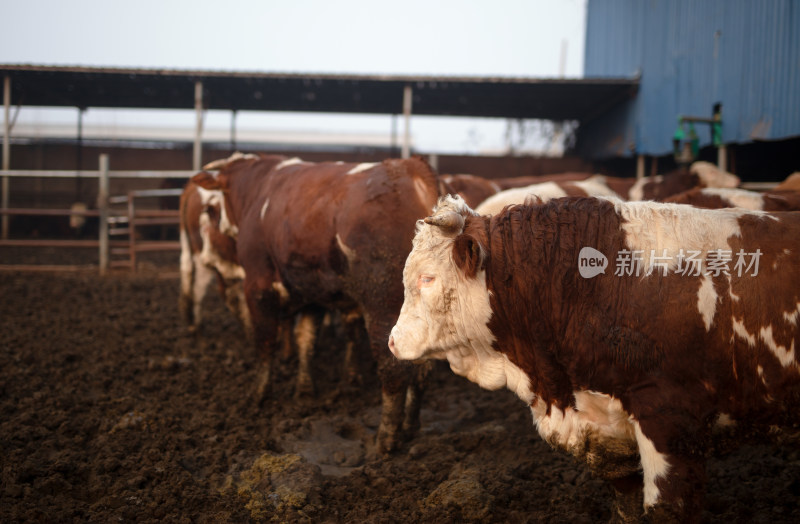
0,64,638,123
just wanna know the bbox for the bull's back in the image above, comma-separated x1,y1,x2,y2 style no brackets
251,158,439,306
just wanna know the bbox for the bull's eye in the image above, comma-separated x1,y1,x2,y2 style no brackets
418,275,435,288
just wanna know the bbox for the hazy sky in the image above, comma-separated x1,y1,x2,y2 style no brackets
1,0,587,154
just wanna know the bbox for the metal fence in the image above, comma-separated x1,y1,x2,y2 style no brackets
0,154,194,273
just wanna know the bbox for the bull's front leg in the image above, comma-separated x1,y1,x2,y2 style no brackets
608,474,644,524
373,351,417,454
367,314,410,453
631,396,713,523
401,360,434,437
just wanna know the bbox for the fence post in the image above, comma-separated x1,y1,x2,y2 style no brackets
2,75,10,240
98,154,109,275
128,192,136,271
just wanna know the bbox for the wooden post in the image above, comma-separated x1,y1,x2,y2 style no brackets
193,80,203,171
636,154,645,179
402,85,412,159
128,193,136,271
717,144,727,173
2,75,10,240
98,154,109,275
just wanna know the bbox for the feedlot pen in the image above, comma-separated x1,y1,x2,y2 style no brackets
0,154,191,273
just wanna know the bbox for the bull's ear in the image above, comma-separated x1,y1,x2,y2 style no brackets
452,233,484,278
191,171,221,191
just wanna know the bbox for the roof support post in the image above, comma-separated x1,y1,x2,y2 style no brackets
2,75,10,240
636,154,645,180
230,110,237,152
193,80,203,171
402,85,412,159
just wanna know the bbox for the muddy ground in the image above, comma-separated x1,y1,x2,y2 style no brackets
1,249,799,523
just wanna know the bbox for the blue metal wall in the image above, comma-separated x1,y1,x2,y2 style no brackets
580,0,800,158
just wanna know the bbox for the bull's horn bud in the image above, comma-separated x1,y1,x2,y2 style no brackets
424,211,464,233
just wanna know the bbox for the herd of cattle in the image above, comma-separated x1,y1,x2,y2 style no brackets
178,153,800,522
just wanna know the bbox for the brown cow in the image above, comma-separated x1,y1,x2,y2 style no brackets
389,194,800,521
665,186,800,211
193,155,442,453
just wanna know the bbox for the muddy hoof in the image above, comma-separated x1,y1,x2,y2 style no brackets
374,429,402,456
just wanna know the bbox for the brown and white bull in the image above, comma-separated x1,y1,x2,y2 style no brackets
179,162,259,333
193,155,442,452
389,194,800,521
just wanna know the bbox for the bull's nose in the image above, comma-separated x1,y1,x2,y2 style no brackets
388,335,397,356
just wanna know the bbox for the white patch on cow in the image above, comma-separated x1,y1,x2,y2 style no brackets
202,151,258,171
475,182,567,216
701,187,765,210
612,200,758,273
196,186,217,206
628,175,659,201
784,303,800,325
570,175,622,199
198,212,245,281
759,325,797,368
260,198,270,221
732,317,758,348
275,157,304,170
197,186,238,237
691,161,740,188
335,234,357,265
347,162,377,175
697,275,717,331
272,281,290,304
531,391,635,451
635,421,671,509
179,229,194,297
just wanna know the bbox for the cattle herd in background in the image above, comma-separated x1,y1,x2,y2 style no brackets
178,153,800,522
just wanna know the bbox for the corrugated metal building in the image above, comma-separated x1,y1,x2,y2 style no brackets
578,0,800,174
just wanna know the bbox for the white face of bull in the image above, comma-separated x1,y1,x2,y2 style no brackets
389,196,530,395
